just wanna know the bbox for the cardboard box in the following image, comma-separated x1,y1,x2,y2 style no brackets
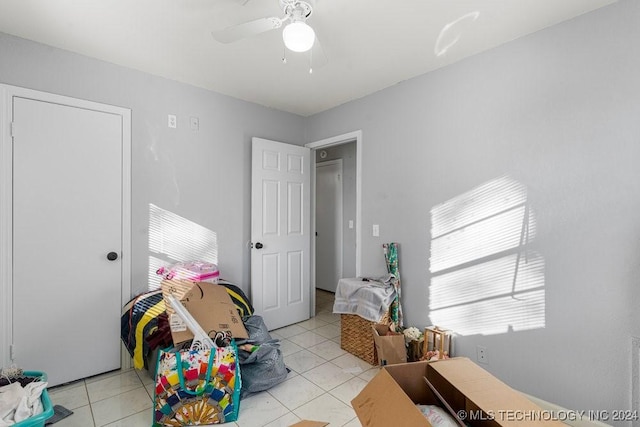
352,357,565,426
161,279,248,345
371,323,407,366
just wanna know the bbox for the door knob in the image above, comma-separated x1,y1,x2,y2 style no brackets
255,242,264,249
107,252,118,261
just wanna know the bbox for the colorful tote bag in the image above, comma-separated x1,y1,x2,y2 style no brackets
153,343,241,426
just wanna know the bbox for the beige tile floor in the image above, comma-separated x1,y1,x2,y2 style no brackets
46,289,377,427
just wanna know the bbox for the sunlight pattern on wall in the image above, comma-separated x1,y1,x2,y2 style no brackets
429,176,545,336
148,203,217,290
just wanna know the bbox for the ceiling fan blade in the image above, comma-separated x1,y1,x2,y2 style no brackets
308,34,328,69
212,16,283,44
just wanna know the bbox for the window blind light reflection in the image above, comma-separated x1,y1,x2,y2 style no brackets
429,176,545,336
431,175,529,238
148,203,218,291
430,290,545,336
431,205,535,272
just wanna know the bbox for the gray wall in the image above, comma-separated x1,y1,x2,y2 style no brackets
305,0,639,420
0,32,305,296
316,142,357,279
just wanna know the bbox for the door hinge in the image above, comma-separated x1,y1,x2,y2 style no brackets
9,344,16,361
10,122,15,138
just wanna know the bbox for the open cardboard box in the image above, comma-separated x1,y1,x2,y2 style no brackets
352,357,565,426
161,279,248,345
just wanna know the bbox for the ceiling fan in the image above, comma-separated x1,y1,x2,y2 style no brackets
212,0,320,54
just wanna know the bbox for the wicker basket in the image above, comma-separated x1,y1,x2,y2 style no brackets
340,311,391,365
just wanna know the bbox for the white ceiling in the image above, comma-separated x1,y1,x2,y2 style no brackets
0,0,616,116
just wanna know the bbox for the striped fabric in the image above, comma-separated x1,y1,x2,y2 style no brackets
121,280,253,370
219,280,254,318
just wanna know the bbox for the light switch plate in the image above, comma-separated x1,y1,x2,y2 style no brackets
190,117,199,131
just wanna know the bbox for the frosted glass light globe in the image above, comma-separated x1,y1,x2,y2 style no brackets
282,21,315,52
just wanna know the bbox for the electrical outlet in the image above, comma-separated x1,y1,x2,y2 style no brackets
348,220,354,229
372,224,380,237
168,114,177,129
477,345,488,364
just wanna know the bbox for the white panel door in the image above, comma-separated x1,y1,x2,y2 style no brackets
315,160,343,292
251,138,310,330
12,96,123,386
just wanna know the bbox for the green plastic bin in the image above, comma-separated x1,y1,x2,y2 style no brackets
12,371,54,427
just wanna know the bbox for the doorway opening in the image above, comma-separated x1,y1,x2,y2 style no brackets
306,130,362,316
315,158,344,293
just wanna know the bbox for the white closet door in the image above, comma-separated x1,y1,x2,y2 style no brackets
12,96,123,386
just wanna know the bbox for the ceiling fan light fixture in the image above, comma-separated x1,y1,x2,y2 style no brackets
282,21,315,52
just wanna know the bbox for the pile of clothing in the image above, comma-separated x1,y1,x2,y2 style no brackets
0,369,47,426
332,274,398,322
120,261,289,399
120,279,253,372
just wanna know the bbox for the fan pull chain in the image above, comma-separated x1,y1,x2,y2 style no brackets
309,48,313,74
282,46,287,64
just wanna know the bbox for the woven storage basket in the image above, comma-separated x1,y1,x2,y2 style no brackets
340,310,391,365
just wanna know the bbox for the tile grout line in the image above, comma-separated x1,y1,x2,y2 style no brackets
84,380,98,427
89,382,149,426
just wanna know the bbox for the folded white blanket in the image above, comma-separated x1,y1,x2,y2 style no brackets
0,380,47,426
332,276,396,322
